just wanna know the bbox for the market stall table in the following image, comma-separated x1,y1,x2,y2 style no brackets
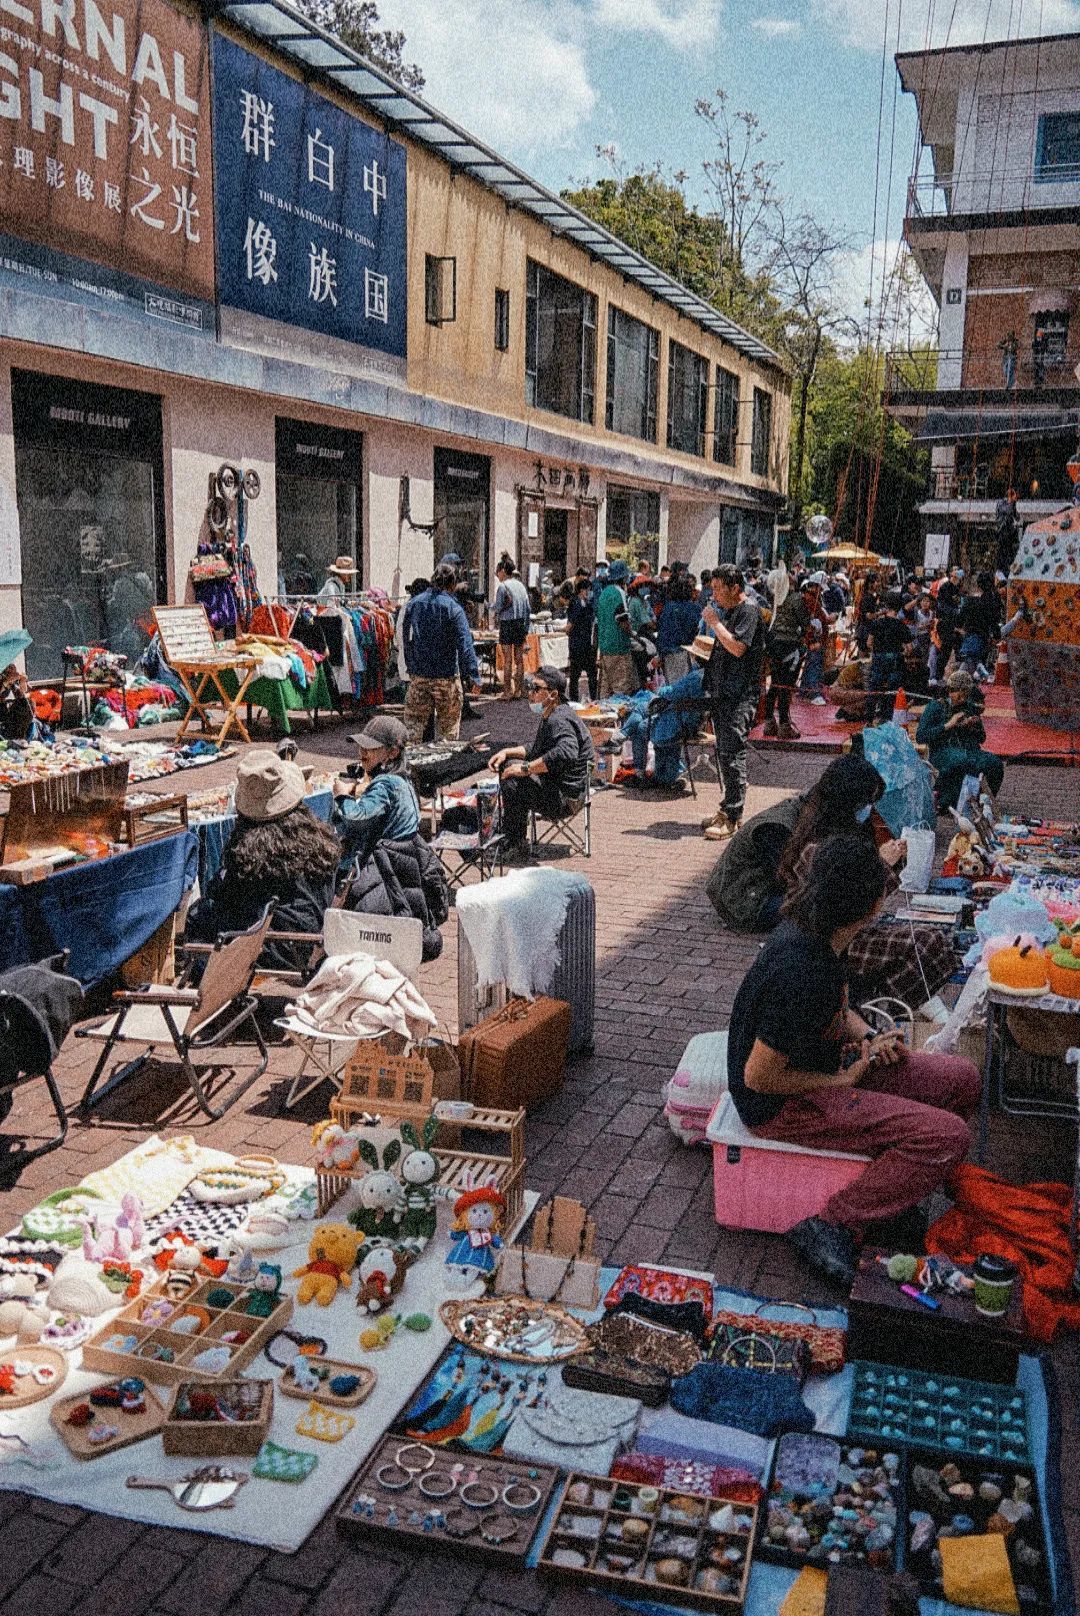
154,606,260,747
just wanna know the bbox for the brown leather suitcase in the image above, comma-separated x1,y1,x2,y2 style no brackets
457,997,570,1110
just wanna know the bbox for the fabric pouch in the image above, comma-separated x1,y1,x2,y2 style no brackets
611,1290,710,1343
704,1321,811,1382
669,1362,816,1438
938,1534,1021,1615
707,1301,845,1375
603,1264,714,1318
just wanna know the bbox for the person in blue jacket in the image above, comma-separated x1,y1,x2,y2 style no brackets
402,563,480,741
332,715,421,870
656,569,703,682
616,639,710,787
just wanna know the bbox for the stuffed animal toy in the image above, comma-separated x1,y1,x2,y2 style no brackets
244,1262,283,1317
347,1136,406,1240
150,1230,229,1282
311,1120,362,1173
293,1224,364,1305
81,1192,145,1266
355,1247,410,1313
399,1118,441,1245
446,1180,505,1286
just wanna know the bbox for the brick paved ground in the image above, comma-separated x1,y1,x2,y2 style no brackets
0,697,1076,1614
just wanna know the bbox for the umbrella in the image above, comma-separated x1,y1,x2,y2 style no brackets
0,629,31,671
822,543,883,564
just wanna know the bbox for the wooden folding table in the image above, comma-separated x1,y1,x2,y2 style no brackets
153,606,260,744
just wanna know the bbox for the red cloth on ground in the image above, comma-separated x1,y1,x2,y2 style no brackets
926,1164,1080,1343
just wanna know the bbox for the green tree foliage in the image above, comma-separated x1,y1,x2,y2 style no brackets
296,0,424,89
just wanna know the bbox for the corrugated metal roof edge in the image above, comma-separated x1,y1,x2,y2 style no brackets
208,0,788,376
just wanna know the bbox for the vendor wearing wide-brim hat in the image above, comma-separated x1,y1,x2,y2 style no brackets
332,714,420,868
319,554,359,598
184,751,341,971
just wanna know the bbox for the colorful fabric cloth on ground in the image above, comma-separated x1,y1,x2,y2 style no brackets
927,1164,1080,1343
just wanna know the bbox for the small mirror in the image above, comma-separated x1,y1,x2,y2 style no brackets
127,1466,248,1512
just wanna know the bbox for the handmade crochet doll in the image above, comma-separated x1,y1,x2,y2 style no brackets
293,1224,364,1305
445,1183,505,1285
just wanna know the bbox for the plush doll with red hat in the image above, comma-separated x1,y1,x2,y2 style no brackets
445,1180,506,1285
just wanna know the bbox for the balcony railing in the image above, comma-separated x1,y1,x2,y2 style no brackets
927,466,1074,504
886,344,1079,396
907,165,1080,219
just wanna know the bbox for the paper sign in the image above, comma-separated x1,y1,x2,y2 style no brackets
527,512,539,538
924,532,951,571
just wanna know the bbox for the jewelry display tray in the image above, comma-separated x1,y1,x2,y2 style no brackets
335,1432,560,1565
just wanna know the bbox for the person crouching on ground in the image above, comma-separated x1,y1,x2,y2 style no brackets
724,833,980,1286
616,636,711,789
332,715,420,872
916,669,1005,811
185,751,341,971
490,665,594,862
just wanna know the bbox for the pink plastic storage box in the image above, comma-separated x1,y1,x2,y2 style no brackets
706,1092,870,1234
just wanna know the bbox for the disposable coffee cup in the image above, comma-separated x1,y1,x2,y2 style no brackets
972,1254,1018,1318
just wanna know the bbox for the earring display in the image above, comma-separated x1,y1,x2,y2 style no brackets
538,1472,757,1610
336,1432,559,1565
438,1297,589,1363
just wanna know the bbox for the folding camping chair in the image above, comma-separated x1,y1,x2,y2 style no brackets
529,763,592,859
430,785,506,888
76,906,274,1120
273,908,425,1110
644,696,721,799
0,954,82,1173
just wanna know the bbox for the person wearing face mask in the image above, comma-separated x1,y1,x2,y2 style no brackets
489,665,594,861
332,715,420,870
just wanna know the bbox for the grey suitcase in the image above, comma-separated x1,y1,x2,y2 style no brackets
457,874,595,1055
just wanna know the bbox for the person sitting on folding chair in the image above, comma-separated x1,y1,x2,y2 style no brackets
613,637,710,789
332,715,420,873
185,751,341,972
490,665,594,862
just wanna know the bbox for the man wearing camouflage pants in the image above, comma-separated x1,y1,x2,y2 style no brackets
402,563,480,741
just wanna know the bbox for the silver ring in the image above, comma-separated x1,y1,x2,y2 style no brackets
376,1463,411,1492
502,1480,542,1512
418,1471,457,1499
459,1480,499,1509
395,1442,434,1476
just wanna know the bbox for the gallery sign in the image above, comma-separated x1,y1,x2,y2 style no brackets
0,0,215,320
211,29,407,379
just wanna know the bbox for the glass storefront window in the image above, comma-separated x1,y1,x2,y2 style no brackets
275,418,362,596
12,371,164,682
434,448,491,595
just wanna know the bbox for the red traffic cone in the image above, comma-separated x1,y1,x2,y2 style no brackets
892,687,912,733
994,640,1011,686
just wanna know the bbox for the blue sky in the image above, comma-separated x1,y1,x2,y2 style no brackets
377,0,1080,324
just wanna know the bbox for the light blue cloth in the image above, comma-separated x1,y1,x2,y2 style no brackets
861,720,936,835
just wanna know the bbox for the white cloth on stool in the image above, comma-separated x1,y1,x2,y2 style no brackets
456,868,587,998
286,952,436,1041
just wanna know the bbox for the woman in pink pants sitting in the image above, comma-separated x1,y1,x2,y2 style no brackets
724,833,981,1286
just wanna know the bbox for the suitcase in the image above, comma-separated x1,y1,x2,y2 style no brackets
457,997,571,1111
457,875,595,1055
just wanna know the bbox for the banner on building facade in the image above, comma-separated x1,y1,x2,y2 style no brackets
211,30,407,380
0,0,215,323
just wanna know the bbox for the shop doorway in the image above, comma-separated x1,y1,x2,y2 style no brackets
11,370,166,682
275,418,362,598
543,508,569,580
434,448,491,595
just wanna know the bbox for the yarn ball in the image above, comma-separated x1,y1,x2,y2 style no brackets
329,1374,360,1396
205,1287,236,1309
403,1313,432,1333
886,1254,919,1283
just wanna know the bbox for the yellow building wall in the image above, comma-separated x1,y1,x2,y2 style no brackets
405,143,790,496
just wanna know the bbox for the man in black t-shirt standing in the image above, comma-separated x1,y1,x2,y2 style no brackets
698,564,765,841
865,590,911,725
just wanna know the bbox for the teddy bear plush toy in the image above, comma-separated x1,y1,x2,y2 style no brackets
355,1247,410,1313
292,1224,365,1305
310,1120,362,1173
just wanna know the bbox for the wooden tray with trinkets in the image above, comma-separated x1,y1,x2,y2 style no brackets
538,1472,758,1610
335,1431,560,1564
81,1277,293,1386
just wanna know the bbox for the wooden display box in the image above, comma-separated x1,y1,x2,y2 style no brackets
316,1099,526,1231
336,1431,559,1564
163,1380,274,1457
538,1473,757,1611
848,1248,1025,1384
82,1279,293,1386
122,793,190,846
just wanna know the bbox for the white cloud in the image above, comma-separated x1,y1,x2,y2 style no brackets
812,0,1080,53
592,0,723,51
376,0,596,152
751,16,803,38
831,239,939,347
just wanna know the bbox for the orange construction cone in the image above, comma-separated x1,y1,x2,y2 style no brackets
994,640,1011,686
892,687,912,734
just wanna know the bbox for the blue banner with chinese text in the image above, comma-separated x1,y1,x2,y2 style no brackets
211,31,407,359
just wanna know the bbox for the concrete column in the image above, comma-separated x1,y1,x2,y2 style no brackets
0,359,22,645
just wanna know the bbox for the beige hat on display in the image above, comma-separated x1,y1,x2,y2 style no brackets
682,635,716,662
327,555,358,578
234,751,306,822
